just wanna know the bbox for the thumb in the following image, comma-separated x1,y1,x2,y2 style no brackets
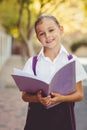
37,90,42,98
37,90,42,94
51,92,57,97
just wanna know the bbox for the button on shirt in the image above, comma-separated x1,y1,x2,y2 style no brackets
23,45,87,84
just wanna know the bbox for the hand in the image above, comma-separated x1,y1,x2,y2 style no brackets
36,90,51,106
50,92,62,105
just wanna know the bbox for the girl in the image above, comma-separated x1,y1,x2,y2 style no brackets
22,15,87,130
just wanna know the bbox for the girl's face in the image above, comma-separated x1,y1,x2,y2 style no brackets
36,18,63,49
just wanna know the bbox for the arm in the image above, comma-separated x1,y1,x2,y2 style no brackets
50,81,84,105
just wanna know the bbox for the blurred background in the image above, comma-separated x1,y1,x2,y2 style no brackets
0,0,87,130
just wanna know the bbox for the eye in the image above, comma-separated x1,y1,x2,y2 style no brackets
49,29,54,32
39,32,45,36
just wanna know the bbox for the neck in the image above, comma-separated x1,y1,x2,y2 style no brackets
44,45,61,61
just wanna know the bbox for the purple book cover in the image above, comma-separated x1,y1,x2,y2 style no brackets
49,61,76,95
12,75,49,96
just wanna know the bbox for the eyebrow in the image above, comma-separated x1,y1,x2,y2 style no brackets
36,31,44,36
48,26,55,29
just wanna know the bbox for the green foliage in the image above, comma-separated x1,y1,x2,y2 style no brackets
0,0,19,34
0,0,3,3
0,0,87,38
0,0,87,56
83,1,87,17
71,39,87,52
2,15,18,33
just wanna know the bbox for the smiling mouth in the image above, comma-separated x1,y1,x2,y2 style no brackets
46,39,54,44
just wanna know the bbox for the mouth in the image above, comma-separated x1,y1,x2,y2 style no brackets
46,38,54,44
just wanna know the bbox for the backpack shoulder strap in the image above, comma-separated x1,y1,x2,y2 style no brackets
32,54,73,75
32,56,38,75
67,54,73,60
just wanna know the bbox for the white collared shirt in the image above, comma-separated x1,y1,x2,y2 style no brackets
23,45,87,84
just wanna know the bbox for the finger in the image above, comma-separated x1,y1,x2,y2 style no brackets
51,92,58,97
37,90,42,94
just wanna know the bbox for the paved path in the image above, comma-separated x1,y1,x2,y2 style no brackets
75,86,87,130
0,55,87,130
0,55,28,130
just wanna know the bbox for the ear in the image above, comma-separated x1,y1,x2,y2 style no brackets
59,26,64,34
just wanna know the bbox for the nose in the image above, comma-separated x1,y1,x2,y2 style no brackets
45,32,50,39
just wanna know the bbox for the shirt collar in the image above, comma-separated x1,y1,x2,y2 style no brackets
60,45,69,55
37,44,69,60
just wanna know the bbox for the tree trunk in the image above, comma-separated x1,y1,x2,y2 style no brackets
27,28,36,57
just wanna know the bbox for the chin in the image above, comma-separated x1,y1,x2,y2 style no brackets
48,44,57,49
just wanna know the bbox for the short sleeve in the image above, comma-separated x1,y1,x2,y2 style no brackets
75,57,87,83
23,57,34,75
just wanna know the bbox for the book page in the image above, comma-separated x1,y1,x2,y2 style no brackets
13,68,40,80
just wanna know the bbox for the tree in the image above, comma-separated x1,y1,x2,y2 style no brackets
0,0,87,58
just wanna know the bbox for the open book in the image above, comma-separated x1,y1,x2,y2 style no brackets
12,61,76,97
